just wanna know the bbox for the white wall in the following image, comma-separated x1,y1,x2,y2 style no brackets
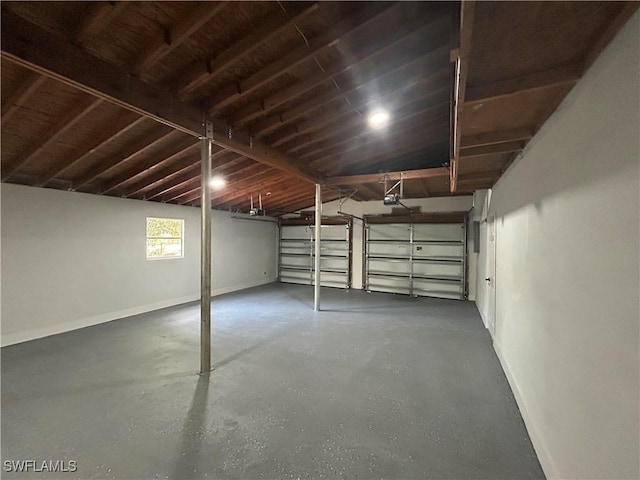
315,196,473,290
1,184,277,346
475,12,639,480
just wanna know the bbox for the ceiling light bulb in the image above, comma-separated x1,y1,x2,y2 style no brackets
367,109,390,129
209,176,226,189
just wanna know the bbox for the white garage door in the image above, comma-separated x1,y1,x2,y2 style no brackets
278,222,351,289
365,221,466,299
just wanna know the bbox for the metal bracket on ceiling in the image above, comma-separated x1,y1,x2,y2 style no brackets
200,120,213,140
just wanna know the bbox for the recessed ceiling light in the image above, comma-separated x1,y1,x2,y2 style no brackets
209,176,226,189
367,109,390,129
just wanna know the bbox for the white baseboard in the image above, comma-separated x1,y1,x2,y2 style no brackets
493,341,559,480
1,278,276,347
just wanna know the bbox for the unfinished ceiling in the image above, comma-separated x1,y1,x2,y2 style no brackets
1,1,636,215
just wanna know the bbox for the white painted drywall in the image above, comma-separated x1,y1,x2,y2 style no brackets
475,12,640,479
309,196,473,290
1,184,277,346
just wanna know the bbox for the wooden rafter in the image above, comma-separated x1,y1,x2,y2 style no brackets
232,15,450,126
101,140,201,194
250,52,450,138
206,3,393,114
132,2,227,75
2,97,103,181
130,151,239,199
459,141,524,158
1,72,47,127
142,153,239,200
75,1,129,46
450,0,475,194
75,129,180,189
324,167,449,186
1,9,319,184
177,3,318,98
461,128,532,148
465,63,581,106
39,115,147,186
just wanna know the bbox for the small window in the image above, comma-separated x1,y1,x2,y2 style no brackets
146,217,184,260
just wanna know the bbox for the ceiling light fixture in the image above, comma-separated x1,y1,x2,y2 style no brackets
209,176,226,189
367,108,390,129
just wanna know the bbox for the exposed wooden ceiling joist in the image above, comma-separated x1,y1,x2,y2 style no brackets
75,1,129,46
1,72,47,127
177,2,319,98
205,2,393,114
1,8,319,184
132,2,227,75
2,97,103,182
324,167,449,186
465,63,582,106
449,0,475,194
460,128,532,148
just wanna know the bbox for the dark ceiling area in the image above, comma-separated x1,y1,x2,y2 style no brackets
1,1,636,215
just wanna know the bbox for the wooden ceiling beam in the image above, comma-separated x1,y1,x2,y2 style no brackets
450,0,475,194
164,161,270,204
323,137,449,177
465,63,582,106
75,128,179,190
1,72,47,127
1,9,319,184
232,16,450,126
101,140,200,194
206,3,393,114
460,140,524,158
251,55,450,139
177,167,283,205
2,97,103,181
309,120,450,170
461,128,533,148
273,83,450,150
234,180,314,211
132,2,227,75
177,3,318,98
75,1,129,46
131,153,244,199
129,159,199,199
213,173,293,209
325,167,449,186
39,115,147,186
142,152,242,200
297,104,450,162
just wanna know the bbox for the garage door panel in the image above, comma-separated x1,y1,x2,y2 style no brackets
365,221,466,300
279,221,351,289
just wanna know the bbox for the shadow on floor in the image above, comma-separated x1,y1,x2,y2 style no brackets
171,374,210,480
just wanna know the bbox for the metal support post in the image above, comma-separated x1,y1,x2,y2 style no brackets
314,183,322,311
200,122,213,374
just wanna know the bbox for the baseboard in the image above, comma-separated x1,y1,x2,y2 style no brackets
1,278,277,347
0,294,199,347
493,341,559,480
211,277,276,297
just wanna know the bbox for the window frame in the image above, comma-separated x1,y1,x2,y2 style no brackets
145,217,185,260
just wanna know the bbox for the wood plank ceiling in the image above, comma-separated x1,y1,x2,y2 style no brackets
1,1,636,215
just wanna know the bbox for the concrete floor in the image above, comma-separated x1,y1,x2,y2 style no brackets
2,283,544,479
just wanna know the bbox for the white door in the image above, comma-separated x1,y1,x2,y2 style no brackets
485,216,497,337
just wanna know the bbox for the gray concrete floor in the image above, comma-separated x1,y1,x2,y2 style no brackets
2,283,544,479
